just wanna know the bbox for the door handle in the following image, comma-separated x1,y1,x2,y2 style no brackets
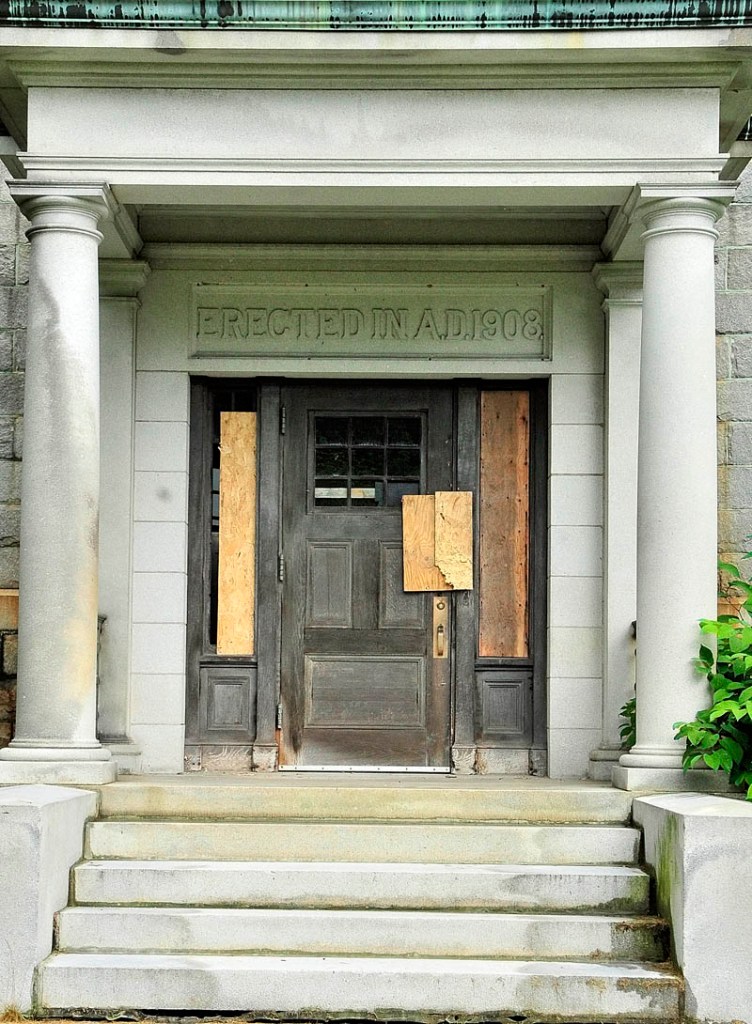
433,597,448,659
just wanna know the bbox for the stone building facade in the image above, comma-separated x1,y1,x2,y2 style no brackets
1,168,751,768
0,170,25,747
0,12,748,786
718,170,752,572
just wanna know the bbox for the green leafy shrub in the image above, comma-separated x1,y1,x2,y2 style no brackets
619,695,636,750
674,559,752,799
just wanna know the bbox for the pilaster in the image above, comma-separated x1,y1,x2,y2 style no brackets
589,262,642,781
97,260,150,771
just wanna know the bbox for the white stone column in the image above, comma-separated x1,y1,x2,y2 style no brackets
589,264,642,781
0,184,117,785
614,196,729,792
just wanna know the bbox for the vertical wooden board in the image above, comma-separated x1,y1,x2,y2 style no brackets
402,494,449,591
479,392,529,658
217,411,257,655
435,491,473,590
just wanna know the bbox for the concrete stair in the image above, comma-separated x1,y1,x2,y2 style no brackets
36,777,682,1021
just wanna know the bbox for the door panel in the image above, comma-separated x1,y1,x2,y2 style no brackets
280,384,452,767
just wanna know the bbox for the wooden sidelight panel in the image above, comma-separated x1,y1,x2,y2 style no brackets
479,392,530,658
216,411,257,655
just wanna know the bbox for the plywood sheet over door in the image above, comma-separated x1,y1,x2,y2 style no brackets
402,492,473,592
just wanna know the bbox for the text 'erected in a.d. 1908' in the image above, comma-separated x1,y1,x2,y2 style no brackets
191,286,551,359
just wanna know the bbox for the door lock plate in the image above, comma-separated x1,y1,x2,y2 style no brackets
433,596,449,659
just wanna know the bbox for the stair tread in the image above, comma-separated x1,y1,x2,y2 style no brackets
61,907,661,920
98,780,633,824
38,952,682,1018
56,904,668,958
77,858,648,873
85,821,640,865
44,952,679,974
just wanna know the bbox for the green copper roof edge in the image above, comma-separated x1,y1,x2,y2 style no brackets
3,1,752,31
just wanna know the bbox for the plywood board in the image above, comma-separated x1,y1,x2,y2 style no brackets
435,491,474,590
403,492,473,592
402,494,448,592
479,391,529,658
217,411,257,655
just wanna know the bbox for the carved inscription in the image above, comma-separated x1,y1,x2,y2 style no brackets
191,284,551,360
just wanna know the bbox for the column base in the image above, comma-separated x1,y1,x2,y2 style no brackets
612,764,735,793
0,760,117,785
0,739,112,761
588,746,623,782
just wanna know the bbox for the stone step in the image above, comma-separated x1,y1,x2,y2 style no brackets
37,953,682,1020
56,906,669,961
86,820,640,864
97,777,633,824
73,859,650,912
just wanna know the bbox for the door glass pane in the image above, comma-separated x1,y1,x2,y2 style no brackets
352,447,384,476
316,447,348,476
387,446,420,478
313,414,422,509
351,417,385,447
315,417,348,446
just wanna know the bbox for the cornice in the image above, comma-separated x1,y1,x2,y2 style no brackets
140,242,602,273
19,155,727,179
8,57,739,91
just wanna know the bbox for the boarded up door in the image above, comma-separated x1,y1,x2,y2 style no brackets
279,384,453,767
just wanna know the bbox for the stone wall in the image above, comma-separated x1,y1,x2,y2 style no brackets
0,171,25,748
717,165,752,574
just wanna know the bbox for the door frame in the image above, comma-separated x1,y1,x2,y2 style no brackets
277,381,454,769
185,377,548,773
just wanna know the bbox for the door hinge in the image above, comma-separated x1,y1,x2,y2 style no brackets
276,703,284,729
278,551,285,582
279,405,286,435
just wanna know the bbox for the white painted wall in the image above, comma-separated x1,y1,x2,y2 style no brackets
548,377,604,777
115,258,606,776
128,370,190,773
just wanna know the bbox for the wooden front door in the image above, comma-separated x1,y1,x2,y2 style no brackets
279,384,453,767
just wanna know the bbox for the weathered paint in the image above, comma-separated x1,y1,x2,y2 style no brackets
3,0,752,30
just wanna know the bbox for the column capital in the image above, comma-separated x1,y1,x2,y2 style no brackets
592,262,643,307
639,195,729,242
7,181,116,242
99,259,151,299
603,182,736,261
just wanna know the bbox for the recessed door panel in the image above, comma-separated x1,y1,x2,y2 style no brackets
305,655,425,728
379,542,425,629
306,542,353,628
